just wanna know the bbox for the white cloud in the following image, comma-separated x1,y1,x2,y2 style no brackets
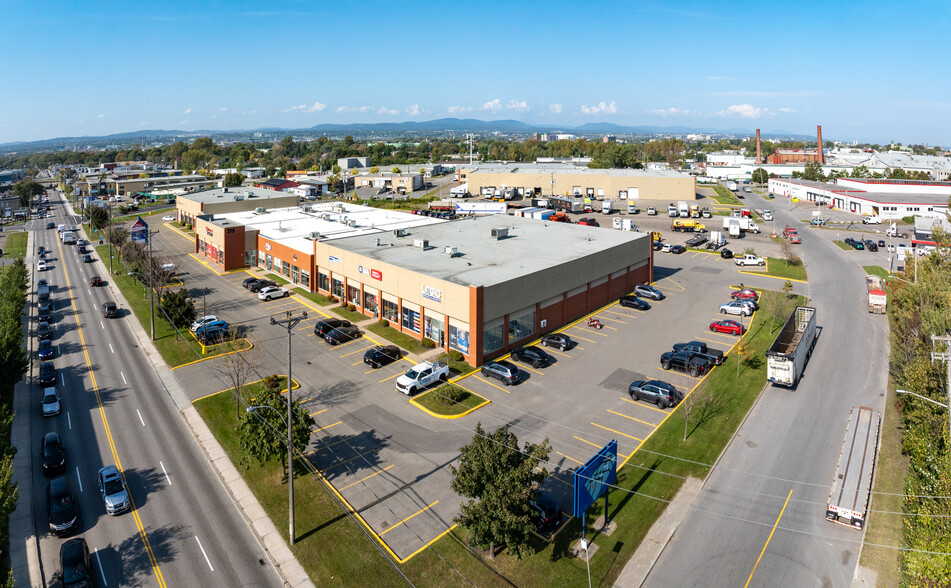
506,100,529,112
219,107,228,112
377,107,399,115
97,114,105,119
447,105,473,114
648,107,692,117
549,104,563,114
580,101,618,115
778,107,797,113
480,98,502,112
715,104,768,118
183,108,193,114
406,104,421,116
335,105,372,113
284,101,326,113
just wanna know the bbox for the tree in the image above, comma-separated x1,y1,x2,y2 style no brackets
450,423,551,559
88,204,109,230
779,238,794,267
239,389,315,478
108,227,129,250
801,161,824,181
159,287,196,329
224,171,244,187
369,166,379,174
751,168,768,185
13,179,43,208
392,166,401,174
218,345,261,420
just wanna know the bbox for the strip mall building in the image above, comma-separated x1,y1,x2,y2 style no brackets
191,200,652,365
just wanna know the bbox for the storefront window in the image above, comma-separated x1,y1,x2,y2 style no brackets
401,307,421,333
291,265,300,284
332,278,344,298
363,291,378,315
483,319,504,354
347,285,361,306
282,261,291,278
508,307,535,343
265,254,272,271
300,270,310,289
318,273,330,292
425,315,445,348
449,322,470,355
383,299,398,322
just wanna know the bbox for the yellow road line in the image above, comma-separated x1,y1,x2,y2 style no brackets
745,489,793,588
591,422,642,441
339,465,395,491
607,409,657,427
620,397,669,414
556,451,582,465
312,420,342,433
379,501,439,536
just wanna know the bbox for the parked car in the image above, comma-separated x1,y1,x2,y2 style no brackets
673,341,725,365
719,300,752,317
46,222,55,229
37,321,52,340
97,465,131,515
730,288,759,301
646,207,657,216
864,240,878,251
660,350,713,377
652,241,663,251
734,298,759,312
510,346,550,368
633,284,664,300
529,491,561,533
616,295,649,312
162,215,176,221
314,319,351,338
190,315,219,332
628,379,682,409
248,279,277,293
850,238,865,250
540,333,572,351
102,302,118,318
90,275,103,287
60,538,93,588
324,325,362,345
197,326,229,345
709,319,746,336
42,387,61,416
47,477,79,537
39,360,56,386
258,286,290,301
481,360,521,385
37,339,54,360
363,345,402,368
720,248,734,259
41,432,66,475
194,320,228,336
577,218,599,227
241,277,260,289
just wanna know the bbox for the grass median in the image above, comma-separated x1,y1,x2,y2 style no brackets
863,265,889,279
366,323,431,354
2,232,27,258
411,383,487,417
293,288,334,306
711,186,742,205
762,257,807,281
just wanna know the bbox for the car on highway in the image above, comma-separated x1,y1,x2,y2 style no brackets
38,246,46,256
163,215,176,221
646,206,657,215
660,350,713,377
190,315,220,332
257,286,290,301
363,345,402,368
194,320,228,337
529,491,561,533
98,465,131,515
481,360,521,385
628,379,682,409
720,248,734,259
709,319,746,336
47,477,79,537
90,275,103,287
102,302,118,318
42,387,61,416
540,332,572,351
77,245,87,254
39,361,56,386
730,288,759,301
46,222,55,229
719,300,753,317
38,260,48,271
37,321,52,340
509,346,550,368
619,295,650,311
634,284,665,300
38,302,53,323
60,538,93,588
37,339,54,360
314,319,351,338
324,325,362,345
41,432,66,475
37,277,48,288
247,279,277,293
82,254,93,263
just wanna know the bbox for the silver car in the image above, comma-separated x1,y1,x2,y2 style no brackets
634,284,665,300
42,387,60,416
97,465,131,515
718,300,752,317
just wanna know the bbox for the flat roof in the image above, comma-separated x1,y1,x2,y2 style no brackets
182,186,296,204
329,214,647,288
462,163,688,179
772,178,950,205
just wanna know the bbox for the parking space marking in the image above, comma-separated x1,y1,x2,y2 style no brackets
329,338,364,350
620,396,669,414
544,348,573,358
309,408,328,417
573,435,605,450
312,420,342,433
315,447,378,469
477,377,512,394
694,336,730,346
339,464,395,491
599,309,630,319
379,501,439,536
514,363,544,376
656,367,704,380
591,422,642,442
341,345,373,358
379,372,403,383
596,313,627,324
574,327,609,337
566,333,597,343
556,451,583,465
607,409,657,428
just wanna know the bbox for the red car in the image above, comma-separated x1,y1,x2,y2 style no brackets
578,218,599,227
730,288,759,301
709,319,746,336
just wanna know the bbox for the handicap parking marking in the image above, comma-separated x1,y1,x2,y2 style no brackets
591,422,643,442
620,396,670,415
606,409,658,428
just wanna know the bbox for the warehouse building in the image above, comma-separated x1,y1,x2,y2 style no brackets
768,178,951,219
192,203,652,364
458,163,696,202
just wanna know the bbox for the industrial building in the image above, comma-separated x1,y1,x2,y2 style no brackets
768,178,951,220
176,186,301,226
458,163,696,202
191,202,652,364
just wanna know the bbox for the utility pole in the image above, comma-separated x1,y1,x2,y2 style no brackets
147,229,159,341
271,309,307,546
932,334,951,441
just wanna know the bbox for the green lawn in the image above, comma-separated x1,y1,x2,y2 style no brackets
711,186,742,205
366,323,432,354
833,240,852,250
761,257,808,281
412,383,487,416
293,288,334,306
111,206,176,224
863,265,889,279
436,352,475,376
331,305,369,323
2,232,27,258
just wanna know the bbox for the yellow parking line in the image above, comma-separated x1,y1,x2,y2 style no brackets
656,367,704,380
309,408,328,417
478,376,512,394
566,333,596,343
694,336,728,346
607,409,657,427
591,422,642,441
342,345,373,358
515,363,544,376
329,338,363,350
596,314,627,324
544,348,572,358
620,397,669,414
379,501,439,536
312,420,342,433
379,371,403,383
556,451,583,465
599,310,629,319
576,328,609,337
339,465,395,492
574,435,602,450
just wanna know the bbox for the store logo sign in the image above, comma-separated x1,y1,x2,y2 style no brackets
329,255,340,263
422,285,441,302
370,269,382,280
265,242,271,251
205,227,213,237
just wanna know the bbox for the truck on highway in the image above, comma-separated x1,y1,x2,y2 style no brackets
727,181,738,191
766,306,818,387
826,406,881,529
677,201,689,218
722,216,760,233
865,275,887,314
61,230,76,244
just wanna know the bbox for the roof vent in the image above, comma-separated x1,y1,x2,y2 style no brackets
347,219,358,227
490,227,509,239
235,195,244,200
254,207,266,214
375,238,381,247
393,228,407,237
223,187,229,193
444,246,458,257
308,231,321,240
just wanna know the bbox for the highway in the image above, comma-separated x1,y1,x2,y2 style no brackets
29,191,280,586
644,190,890,586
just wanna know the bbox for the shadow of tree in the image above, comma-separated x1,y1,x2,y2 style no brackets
95,523,189,587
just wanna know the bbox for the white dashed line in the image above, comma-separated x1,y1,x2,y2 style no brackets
120,371,127,385
109,343,114,354
75,467,83,492
100,321,104,330
160,461,171,485
195,536,214,571
136,409,145,427
93,548,107,586
67,412,71,430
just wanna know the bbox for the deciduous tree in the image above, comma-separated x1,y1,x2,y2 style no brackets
239,390,315,478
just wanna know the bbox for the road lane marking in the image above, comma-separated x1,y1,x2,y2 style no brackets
312,421,342,433
745,489,793,588
120,371,127,385
93,548,108,586
160,461,172,485
100,321,104,330
109,343,115,354
136,409,145,427
607,409,657,427
620,397,669,414
379,501,438,536
60,373,65,385
195,536,214,572
591,422,642,441
339,464,395,491
67,412,72,430
75,467,83,492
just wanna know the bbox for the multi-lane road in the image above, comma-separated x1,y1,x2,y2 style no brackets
27,192,280,586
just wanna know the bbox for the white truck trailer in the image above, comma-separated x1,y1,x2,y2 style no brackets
766,306,818,387
677,201,689,218
865,275,887,314
826,406,881,529
727,181,738,191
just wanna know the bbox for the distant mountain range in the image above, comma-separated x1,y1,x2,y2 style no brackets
0,118,816,153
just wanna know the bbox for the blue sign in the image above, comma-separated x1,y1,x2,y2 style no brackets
573,439,617,517
130,216,149,244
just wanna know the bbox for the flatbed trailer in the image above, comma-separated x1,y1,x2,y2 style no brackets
826,406,881,529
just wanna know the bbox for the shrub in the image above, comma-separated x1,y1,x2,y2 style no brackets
421,338,437,348
347,303,356,312
263,374,281,390
185,223,192,230
434,384,467,407
379,319,389,328
448,350,465,362
328,296,337,303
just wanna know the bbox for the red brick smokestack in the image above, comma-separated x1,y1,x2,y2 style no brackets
755,129,761,164
817,125,824,164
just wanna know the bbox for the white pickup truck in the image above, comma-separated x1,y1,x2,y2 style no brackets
395,361,449,395
862,215,882,225
735,254,766,267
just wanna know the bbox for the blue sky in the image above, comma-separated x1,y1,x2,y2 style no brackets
3,0,951,146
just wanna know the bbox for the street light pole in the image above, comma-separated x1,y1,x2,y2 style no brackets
270,310,307,546
147,230,159,341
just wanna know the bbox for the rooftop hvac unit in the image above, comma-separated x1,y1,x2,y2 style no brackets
444,246,458,257
393,228,407,237
347,219,358,227
414,239,429,249
235,195,244,200
491,227,508,239
308,231,321,240
321,213,331,221
254,207,266,214
246,191,256,198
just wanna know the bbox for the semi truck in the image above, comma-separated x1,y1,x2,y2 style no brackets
548,196,582,212
865,275,887,314
826,406,881,529
765,306,818,387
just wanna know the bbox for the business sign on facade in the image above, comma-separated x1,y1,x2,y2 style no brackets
370,269,382,280
573,439,617,517
422,285,442,302
329,255,340,263
130,217,149,244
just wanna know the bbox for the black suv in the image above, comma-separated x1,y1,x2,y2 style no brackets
363,345,402,368
510,346,550,368
864,239,878,251
659,351,712,377
628,380,682,409
314,319,351,338
38,302,53,323
47,477,79,537
540,333,572,351
41,432,66,475
102,302,118,318
481,360,520,385
248,279,277,293
39,361,56,386
324,325,361,345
